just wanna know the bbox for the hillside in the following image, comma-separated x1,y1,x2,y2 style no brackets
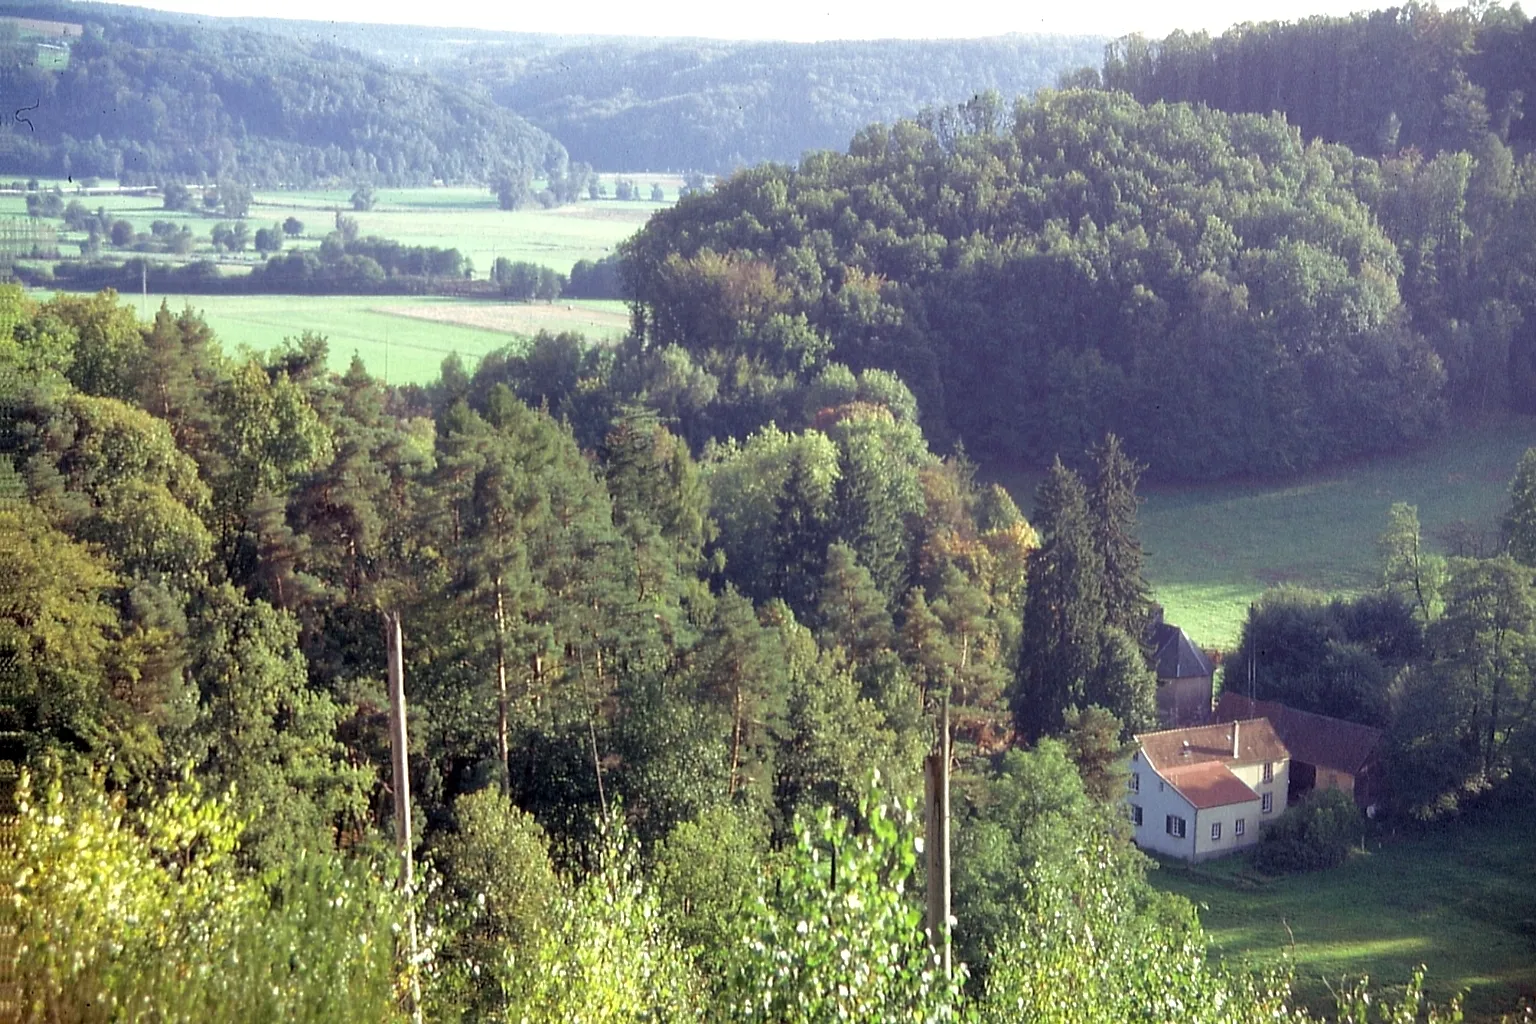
1082,3,1536,156
0,2,566,185
447,35,1106,172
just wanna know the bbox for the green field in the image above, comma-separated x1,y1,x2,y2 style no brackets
0,184,663,277
249,186,666,273
1151,814,1536,1021
86,293,629,384
987,417,1536,652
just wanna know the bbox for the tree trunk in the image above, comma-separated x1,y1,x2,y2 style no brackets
728,682,744,798
495,576,510,796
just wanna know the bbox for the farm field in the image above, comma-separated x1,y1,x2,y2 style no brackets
1,184,665,276
987,416,1536,652
111,293,629,383
249,186,666,272
1151,813,1536,1021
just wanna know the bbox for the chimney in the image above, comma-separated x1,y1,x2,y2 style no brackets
1232,722,1241,758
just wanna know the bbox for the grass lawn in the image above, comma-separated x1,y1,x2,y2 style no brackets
985,417,1536,652
1151,813,1536,1021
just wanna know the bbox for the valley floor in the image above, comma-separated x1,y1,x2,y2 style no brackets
1151,812,1536,1021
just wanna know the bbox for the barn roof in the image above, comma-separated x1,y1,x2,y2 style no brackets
1151,623,1215,680
1213,694,1382,777
1135,718,1287,773
1162,761,1262,809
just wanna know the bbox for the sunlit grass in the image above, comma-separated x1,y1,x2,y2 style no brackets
986,418,1536,652
1151,813,1536,1021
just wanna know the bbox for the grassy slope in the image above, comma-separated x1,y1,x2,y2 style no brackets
987,417,1536,651
1151,814,1536,1021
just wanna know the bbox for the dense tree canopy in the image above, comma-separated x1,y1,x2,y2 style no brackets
0,3,565,185
451,36,1105,173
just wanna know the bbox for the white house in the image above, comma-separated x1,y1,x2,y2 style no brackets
1126,719,1290,861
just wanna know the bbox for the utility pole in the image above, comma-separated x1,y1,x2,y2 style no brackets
924,694,952,977
385,610,423,1024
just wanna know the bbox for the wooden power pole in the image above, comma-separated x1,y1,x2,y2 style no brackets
385,610,423,1024
924,694,952,977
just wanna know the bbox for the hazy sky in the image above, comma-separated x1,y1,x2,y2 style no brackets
121,0,1433,42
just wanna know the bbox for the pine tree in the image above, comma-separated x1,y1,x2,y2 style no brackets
769,447,836,619
898,586,958,707
816,543,895,664
694,587,787,802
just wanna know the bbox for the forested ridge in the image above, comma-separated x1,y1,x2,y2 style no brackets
1085,1,1536,156
448,35,1105,173
618,79,1536,480
0,2,566,185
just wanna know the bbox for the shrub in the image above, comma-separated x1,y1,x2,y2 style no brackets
1253,788,1361,874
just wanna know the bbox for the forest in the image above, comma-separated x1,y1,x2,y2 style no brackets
449,36,1105,173
0,2,565,185
7,1,1536,1020
7,280,1517,1021
620,82,1536,479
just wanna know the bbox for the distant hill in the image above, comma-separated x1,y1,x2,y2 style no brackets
445,35,1107,172
0,2,566,185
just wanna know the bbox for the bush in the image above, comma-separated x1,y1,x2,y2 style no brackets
6,771,409,1023
1253,788,1361,874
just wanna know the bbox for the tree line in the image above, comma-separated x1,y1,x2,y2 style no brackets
1085,1,1536,157
1230,475,1536,819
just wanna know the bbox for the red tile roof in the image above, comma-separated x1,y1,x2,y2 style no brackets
1135,718,1288,773
1213,694,1381,777
1162,761,1261,809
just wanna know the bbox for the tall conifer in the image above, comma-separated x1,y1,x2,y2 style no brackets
1011,459,1105,742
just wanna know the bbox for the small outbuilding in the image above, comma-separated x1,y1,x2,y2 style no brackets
1213,694,1384,813
1150,620,1215,728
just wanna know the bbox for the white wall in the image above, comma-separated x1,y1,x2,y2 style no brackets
1230,758,1289,823
1126,750,1289,861
1125,751,1196,860
1191,799,1262,860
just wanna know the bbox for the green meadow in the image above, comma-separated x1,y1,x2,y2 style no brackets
2,184,663,276
105,293,627,384
1151,814,1536,1021
988,417,1536,652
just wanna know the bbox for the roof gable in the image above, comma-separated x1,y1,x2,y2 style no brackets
1152,623,1215,680
1162,761,1261,809
1213,694,1382,776
1135,718,1288,773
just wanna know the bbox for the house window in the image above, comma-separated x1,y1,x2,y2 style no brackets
1165,814,1186,838
1262,792,1274,814
1263,761,1274,783
1234,818,1246,837
1211,822,1222,841
1129,771,1139,793
1129,803,1143,826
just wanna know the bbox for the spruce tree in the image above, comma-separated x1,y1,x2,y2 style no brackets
1504,447,1536,566
1088,434,1153,637
1012,459,1105,742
